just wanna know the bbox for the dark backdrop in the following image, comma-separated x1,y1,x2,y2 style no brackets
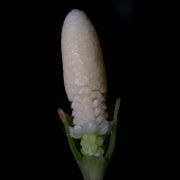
7,0,168,179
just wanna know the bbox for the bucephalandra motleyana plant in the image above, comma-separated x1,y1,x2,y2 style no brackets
58,9,120,180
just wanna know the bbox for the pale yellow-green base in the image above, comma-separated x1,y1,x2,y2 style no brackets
80,134,104,156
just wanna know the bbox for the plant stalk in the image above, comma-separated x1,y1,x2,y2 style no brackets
79,156,108,180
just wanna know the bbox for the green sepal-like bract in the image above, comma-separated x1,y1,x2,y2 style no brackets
58,98,120,180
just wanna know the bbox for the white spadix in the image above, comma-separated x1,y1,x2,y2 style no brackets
61,9,110,151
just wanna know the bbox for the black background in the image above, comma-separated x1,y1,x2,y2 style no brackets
6,0,169,179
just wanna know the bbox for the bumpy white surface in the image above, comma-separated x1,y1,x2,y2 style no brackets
61,9,110,138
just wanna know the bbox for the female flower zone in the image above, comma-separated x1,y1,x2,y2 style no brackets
59,9,120,180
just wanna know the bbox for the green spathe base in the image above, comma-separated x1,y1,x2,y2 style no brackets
58,98,120,180
79,156,108,180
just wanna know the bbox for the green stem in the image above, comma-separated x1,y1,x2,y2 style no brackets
79,156,108,180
